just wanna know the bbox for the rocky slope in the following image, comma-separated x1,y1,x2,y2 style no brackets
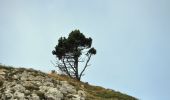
0,65,137,100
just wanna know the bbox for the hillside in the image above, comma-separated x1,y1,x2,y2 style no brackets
0,65,137,100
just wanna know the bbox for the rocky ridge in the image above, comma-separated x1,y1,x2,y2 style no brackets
0,66,85,100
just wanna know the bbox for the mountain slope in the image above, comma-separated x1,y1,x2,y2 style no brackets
0,65,137,100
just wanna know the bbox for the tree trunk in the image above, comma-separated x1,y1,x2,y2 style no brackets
74,57,80,80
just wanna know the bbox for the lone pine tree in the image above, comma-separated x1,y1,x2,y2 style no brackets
52,29,96,80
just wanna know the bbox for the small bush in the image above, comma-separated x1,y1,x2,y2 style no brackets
35,91,46,99
25,85,39,91
0,81,3,87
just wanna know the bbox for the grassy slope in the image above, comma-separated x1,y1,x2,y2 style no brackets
48,73,138,100
0,65,137,100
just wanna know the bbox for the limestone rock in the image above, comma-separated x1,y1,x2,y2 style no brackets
0,67,86,100
14,91,25,100
60,81,77,94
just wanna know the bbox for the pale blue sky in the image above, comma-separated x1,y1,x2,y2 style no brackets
0,0,170,100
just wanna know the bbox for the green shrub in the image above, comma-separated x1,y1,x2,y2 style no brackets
0,81,3,87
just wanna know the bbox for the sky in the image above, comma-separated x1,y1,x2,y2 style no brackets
0,0,170,100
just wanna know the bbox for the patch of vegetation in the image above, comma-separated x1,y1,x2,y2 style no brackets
0,81,3,87
48,73,138,100
0,64,14,71
35,91,46,99
25,85,39,91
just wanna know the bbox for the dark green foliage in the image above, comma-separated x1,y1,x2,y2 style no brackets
52,29,97,80
51,70,56,74
0,81,3,87
52,30,94,59
25,85,39,91
88,47,96,55
35,91,46,99
0,64,14,70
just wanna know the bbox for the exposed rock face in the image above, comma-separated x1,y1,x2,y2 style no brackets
0,67,86,100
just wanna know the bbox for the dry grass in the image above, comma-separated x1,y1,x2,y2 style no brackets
48,73,138,100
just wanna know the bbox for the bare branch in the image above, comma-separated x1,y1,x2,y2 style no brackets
79,54,92,79
62,58,71,77
66,58,76,73
50,60,56,68
50,60,64,73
